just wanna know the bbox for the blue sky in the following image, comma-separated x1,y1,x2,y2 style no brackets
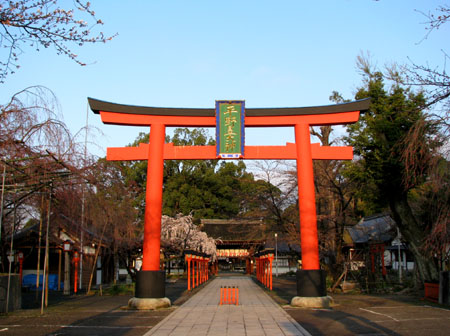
1,0,448,157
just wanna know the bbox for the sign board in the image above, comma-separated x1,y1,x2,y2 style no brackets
216,100,245,158
217,249,249,257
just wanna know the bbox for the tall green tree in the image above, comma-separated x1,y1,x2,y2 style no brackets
346,59,444,282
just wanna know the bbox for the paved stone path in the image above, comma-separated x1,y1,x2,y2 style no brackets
144,276,311,336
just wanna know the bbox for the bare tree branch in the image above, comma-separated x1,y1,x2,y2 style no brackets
0,0,117,82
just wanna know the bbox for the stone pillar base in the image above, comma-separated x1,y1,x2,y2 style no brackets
128,297,171,310
290,296,333,308
0,274,21,313
296,269,327,297
135,270,165,298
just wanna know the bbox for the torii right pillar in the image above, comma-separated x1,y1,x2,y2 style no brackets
294,122,326,300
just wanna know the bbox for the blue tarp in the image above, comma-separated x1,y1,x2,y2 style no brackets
22,274,61,291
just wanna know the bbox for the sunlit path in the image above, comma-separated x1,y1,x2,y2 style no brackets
144,275,310,336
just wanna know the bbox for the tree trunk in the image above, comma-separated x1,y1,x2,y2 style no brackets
120,253,136,282
390,194,439,283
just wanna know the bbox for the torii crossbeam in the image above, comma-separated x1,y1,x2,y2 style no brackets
89,97,369,305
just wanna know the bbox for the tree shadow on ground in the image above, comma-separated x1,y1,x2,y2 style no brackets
14,277,200,336
302,308,402,336
268,275,428,336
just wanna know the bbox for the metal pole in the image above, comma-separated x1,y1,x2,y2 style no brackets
80,194,84,290
0,164,6,244
80,102,89,290
6,189,16,314
275,233,278,277
0,164,6,310
36,194,44,301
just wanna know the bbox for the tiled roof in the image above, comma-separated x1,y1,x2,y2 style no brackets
346,213,396,244
200,219,266,242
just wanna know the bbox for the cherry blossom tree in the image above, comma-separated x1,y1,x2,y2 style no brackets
161,214,218,262
0,86,83,272
0,0,116,82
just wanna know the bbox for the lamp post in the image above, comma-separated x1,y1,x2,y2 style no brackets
73,250,80,294
17,251,24,284
275,233,278,277
63,240,72,295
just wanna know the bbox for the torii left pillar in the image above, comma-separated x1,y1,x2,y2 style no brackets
135,123,166,299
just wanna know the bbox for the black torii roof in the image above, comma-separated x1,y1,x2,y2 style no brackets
88,97,370,117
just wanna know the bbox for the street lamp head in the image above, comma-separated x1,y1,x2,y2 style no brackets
63,240,72,252
274,233,278,238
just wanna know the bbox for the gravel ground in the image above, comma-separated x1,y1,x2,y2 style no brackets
2,275,450,336
267,275,450,336
0,277,200,336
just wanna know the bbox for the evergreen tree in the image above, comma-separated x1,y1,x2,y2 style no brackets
123,128,258,220
346,60,444,283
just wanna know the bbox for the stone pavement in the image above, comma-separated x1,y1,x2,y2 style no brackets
144,275,311,336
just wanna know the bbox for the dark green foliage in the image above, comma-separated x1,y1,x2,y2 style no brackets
346,70,427,204
162,128,253,219
344,65,445,282
124,128,259,220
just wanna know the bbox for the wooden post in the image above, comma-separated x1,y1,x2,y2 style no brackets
265,259,268,287
381,245,386,276
196,259,199,288
263,258,266,287
63,251,70,295
269,257,273,290
45,257,49,306
192,259,195,289
187,257,191,291
371,248,375,273
58,249,62,291
200,259,204,283
258,258,260,282
41,189,51,314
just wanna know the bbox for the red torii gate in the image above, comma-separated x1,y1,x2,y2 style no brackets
89,98,369,303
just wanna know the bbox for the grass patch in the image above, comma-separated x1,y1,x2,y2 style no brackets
103,283,134,295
